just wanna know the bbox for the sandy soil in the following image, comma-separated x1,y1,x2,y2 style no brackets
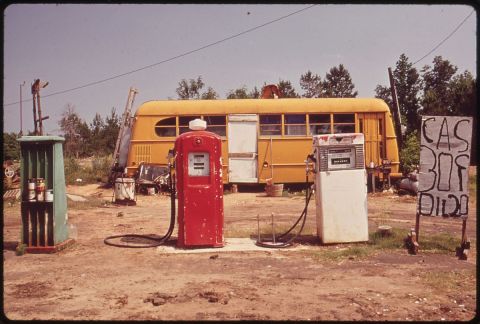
2,178,477,321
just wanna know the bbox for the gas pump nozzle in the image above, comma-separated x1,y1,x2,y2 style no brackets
167,149,176,169
306,153,317,174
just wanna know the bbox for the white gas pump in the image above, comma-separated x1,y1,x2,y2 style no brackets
312,133,368,243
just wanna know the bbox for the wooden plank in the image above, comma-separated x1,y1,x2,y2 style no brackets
38,204,46,246
30,205,38,246
47,204,54,246
21,203,29,246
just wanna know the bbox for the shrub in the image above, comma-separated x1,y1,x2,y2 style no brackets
64,155,113,185
64,157,81,185
399,130,420,175
91,155,113,182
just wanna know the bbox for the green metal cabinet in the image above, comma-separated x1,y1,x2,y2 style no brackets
18,136,69,251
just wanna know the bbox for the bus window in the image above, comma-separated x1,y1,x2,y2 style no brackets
203,115,226,136
284,114,307,136
179,115,201,134
309,114,331,135
155,117,176,137
333,113,355,133
259,115,281,136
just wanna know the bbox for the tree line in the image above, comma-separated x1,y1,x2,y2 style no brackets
3,55,475,164
175,63,358,100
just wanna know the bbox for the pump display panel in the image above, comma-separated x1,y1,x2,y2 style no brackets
327,148,356,170
188,152,210,176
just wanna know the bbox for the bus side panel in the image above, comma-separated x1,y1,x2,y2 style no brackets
221,139,229,184
358,113,381,168
257,138,312,184
384,112,400,176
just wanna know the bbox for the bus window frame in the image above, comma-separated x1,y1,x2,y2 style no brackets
308,113,332,135
259,114,282,137
179,115,201,134
332,113,356,134
154,116,177,138
284,114,307,136
202,115,227,138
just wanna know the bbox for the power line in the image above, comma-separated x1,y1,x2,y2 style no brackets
5,4,317,107
412,9,475,65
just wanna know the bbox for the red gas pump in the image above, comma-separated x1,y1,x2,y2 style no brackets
175,119,224,248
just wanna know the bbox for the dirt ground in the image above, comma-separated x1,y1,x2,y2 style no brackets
2,171,477,321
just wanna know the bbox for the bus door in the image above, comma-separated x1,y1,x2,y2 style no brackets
227,114,258,183
357,113,384,167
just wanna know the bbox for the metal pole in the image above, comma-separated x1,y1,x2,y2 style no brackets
461,218,467,244
37,86,43,136
20,81,25,135
415,212,420,243
388,67,403,149
257,214,260,242
270,137,274,180
271,212,276,244
31,82,38,135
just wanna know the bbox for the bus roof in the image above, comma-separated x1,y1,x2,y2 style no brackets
135,98,390,116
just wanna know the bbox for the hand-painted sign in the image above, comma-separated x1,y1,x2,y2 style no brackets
417,116,472,218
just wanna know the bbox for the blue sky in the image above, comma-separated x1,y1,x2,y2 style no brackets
3,4,476,135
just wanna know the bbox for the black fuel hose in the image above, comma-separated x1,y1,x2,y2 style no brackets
103,170,176,248
255,174,313,248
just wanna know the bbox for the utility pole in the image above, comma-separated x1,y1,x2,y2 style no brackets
31,79,50,135
388,67,403,150
19,81,25,135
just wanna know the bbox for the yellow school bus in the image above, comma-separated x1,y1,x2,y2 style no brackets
125,98,401,184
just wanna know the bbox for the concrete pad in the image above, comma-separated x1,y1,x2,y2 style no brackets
156,238,309,254
66,194,87,202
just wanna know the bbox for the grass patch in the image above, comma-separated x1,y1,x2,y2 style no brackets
64,155,112,185
67,197,112,210
313,245,372,261
418,232,460,252
420,269,476,291
304,226,462,262
369,227,460,252
368,227,407,249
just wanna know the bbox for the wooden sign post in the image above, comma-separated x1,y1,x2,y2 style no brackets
408,116,473,259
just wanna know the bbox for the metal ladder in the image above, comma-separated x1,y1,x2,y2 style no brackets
109,87,138,184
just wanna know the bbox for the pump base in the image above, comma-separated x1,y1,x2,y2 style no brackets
114,199,136,206
24,238,75,254
176,241,225,249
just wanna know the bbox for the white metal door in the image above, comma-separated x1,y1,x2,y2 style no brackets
228,114,258,183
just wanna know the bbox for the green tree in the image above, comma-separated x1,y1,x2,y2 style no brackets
88,113,104,155
420,56,458,115
227,86,249,99
100,108,120,155
399,130,420,174
176,76,205,99
201,87,219,100
58,104,87,158
300,70,322,98
3,132,20,161
322,64,358,98
248,86,261,99
447,70,477,164
447,70,476,116
277,79,299,98
227,86,261,99
375,54,422,134
77,121,92,157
